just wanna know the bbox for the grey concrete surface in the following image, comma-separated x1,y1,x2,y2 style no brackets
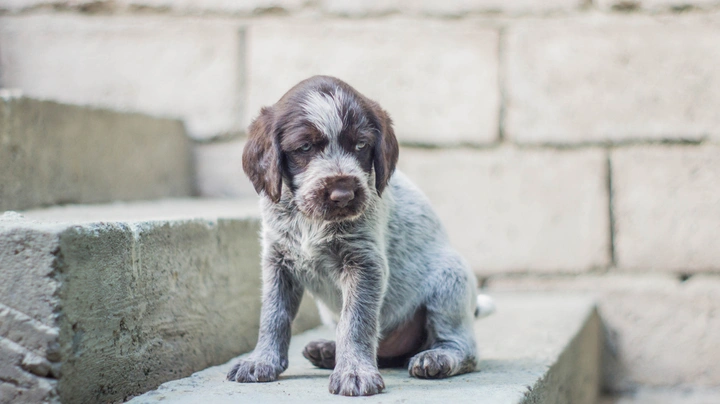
0,200,321,403
0,94,193,212
488,274,720,390
127,294,601,404
600,387,720,404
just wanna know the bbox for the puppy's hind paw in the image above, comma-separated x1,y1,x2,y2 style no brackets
227,359,280,383
408,349,475,379
302,339,336,369
329,365,385,396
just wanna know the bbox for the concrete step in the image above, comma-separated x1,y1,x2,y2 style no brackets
128,294,602,404
0,199,320,404
0,92,193,212
600,388,720,404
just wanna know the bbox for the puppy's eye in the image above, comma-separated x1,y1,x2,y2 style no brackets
355,141,367,151
299,143,313,152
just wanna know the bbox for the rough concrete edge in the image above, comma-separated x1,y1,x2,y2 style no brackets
0,304,61,367
522,306,603,404
0,337,60,404
0,217,64,404
0,94,186,128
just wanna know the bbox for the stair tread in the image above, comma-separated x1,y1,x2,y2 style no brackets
128,294,598,404
9,197,260,225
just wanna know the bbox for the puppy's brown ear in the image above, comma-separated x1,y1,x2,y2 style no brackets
370,102,399,196
242,107,282,203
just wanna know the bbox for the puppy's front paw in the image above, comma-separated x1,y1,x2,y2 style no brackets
328,364,384,396
227,358,281,383
408,349,456,379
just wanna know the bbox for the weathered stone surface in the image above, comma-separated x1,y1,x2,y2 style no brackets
0,214,63,326
0,95,192,212
612,145,720,272
1,200,321,403
504,14,720,144
194,140,257,198
596,0,720,11
0,304,60,361
601,387,720,404
128,294,601,404
0,14,243,139
323,0,585,16
248,19,499,145
54,219,262,403
398,147,609,273
0,337,58,404
487,274,720,389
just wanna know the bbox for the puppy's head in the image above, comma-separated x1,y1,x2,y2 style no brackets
243,76,399,222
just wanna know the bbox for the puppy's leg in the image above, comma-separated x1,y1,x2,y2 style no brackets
409,260,477,379
227,251,303,383
328,258,386,396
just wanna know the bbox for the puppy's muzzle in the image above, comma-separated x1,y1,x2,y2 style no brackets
328,177,356,208
322,176,366,220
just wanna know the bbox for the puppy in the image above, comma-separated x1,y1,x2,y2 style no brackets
227,76,488,396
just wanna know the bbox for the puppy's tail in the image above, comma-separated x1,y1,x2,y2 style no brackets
474,294,496,318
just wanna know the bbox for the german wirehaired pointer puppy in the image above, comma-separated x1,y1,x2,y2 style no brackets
227,76,491,396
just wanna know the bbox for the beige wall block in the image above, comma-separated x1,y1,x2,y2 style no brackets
596,0,720,11
0,0,47,10
504,14,720,144
1,0,586,14
0,15,243,140
117,0,306,14
612,145,720,272
399,147,609,273
0,0,306,13
247,19,499,145
487,274,720,389
323,0,585,16
194,140,257,198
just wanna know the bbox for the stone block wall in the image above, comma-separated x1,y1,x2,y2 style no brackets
1,0,719,394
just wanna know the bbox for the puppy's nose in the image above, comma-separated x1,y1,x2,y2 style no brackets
330,188,355,207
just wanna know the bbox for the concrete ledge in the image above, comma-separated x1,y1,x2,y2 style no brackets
488,274,720,390
0,199,320,403
128,294,601,404
0,95,193,212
